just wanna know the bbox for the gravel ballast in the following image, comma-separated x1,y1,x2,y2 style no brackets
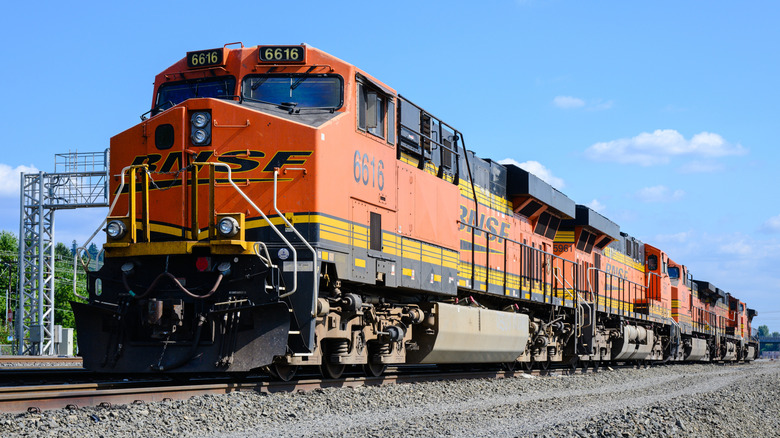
2,360,778,437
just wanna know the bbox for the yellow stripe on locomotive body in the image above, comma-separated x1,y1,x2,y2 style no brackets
554,231,575,243
602,246,645,272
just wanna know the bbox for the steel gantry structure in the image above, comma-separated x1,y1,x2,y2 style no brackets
16,151,108,355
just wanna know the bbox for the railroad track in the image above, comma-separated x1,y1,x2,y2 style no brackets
0,356,83,367
0,366,578,414
5,360,714,415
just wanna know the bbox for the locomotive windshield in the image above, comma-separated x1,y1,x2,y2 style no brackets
154,76,237,114
241,74,343,109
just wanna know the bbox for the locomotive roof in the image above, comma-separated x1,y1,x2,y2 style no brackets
574,205,620,240
693,280,720,302
504,164,575,218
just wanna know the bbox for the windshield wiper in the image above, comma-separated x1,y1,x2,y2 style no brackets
290,66,317,91
251,67,277,90
242,96,300,113
280,102,298,114
242,96,284,106
294,106,337,114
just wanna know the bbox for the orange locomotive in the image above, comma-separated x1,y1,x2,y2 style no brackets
72,43,758,378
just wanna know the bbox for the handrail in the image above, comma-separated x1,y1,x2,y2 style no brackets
396,95,462,151
397,122,459,156
668,316,682,347
193,162,302,298
646,271,662,288
273,168,318,301
587,266,652,297
459,220,578,303
571,284,593,341
396,95,461,180
587,266,651,318
76,163,310,301
692,304,717,332
252,242,275,268
74,164,146,276
552,266,576,300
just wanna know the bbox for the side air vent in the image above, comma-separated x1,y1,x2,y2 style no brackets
518,200,543,217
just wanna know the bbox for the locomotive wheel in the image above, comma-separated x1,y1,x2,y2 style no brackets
537,359,551,371
521,361,533,372
268,363,298,382
321,361,346,379
363,360,386,377
502,361,517,372
320,340,348,379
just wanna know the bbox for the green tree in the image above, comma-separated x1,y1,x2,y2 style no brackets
758,325,770,337
53,250,88,329
0,231,17,290
0,231,88,343
772,332,780,338
55,242,71,260
0,231,17,349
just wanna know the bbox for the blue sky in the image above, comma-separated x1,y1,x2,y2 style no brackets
1,1,779,331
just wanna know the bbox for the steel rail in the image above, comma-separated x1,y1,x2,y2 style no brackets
0,367,577,414
0,356,83,366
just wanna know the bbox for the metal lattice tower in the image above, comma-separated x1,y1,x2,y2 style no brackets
16,150,109,355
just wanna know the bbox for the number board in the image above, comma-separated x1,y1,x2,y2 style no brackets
258,46,305,63
187,48,226,69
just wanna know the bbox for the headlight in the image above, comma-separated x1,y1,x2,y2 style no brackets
190,111,211,145
106,220,126,239
191,112,210,128
217,217,239,237
191,128,209,144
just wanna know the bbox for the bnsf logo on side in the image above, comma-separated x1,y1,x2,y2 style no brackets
458,205,510,242
130,150,312,173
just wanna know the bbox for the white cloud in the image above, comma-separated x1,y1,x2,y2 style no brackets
0,163,38,197
761,214,780,234
586,199,605,212
678,160,724,174
718,239,752,257
587,100,614,111
552,96,585,109
653,231,693,244
585,129,747,166
553,96,612,111
498,159,565,190
635,185,685,203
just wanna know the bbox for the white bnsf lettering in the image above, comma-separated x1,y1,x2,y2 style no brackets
458,205,510,242
604,262,629,280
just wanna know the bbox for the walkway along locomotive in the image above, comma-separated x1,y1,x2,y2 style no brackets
71,43,759,379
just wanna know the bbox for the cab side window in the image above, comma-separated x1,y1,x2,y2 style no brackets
357,81,394,145
647,254,658,271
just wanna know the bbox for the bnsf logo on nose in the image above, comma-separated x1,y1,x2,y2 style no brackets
131,150,312,173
